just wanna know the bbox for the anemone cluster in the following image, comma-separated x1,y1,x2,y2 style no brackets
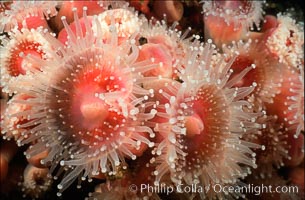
0,1,304,200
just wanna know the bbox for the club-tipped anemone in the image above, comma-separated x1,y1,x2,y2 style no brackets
87,183,136,200
52,1,129,33
98,0,130,10
0,141,18,183
0,1,58,32
222,39,284,104
283,65,304,138
201,0,265,31
241,96,289,172
289,167,305,195
87,181,161,200
1,2,303,199
136,43,173,78
201,0,265,46
53,1,104,31
0,1,12,21
1,94,34,142
3,7,159,196
0,1,11,11
27,149,49,168
137,18,193,78
58,6,143,46
245,167,301,200
286,64,305,138
265,14,304,68
284,132,304,168
87,151,160,200
149,40,263,199
152,1,184,23
20,164,53,199
265,64,304,139
95,7,144,43
247,113,289,171
0,27,53,92
263,64,304,167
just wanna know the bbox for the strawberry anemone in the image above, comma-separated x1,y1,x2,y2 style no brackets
0,1,58,32
87,151,159,200
245,167,301,200
266,65,304,138
137,18,193,78
20,164,52,199
3,8,157,196
58,7,143,46
222,39,284,104
248,113,289,172
1,94,34,142
95,7,144,44
265,65,304,167
264,14,304,68
148,40,262,199
0,27,53,92
52,0,105,32
201,0,265,46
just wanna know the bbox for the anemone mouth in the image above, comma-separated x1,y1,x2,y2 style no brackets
179,84,231,171
7,40,45,76
46,46,135,149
